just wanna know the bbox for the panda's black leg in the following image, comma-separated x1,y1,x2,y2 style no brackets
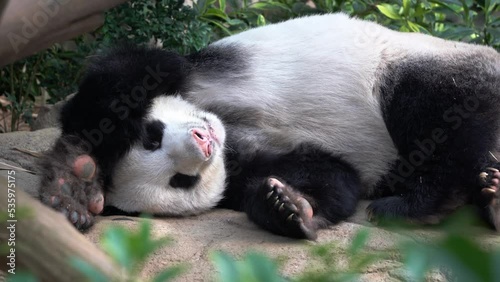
224,144,362,240
366,193,443,224
477,165,500,231
366,166,458,224
38,136,104,230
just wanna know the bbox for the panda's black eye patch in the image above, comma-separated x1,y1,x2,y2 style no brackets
169,173,200,189
143,120,165,151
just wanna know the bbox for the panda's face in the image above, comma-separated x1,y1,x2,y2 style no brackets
106,96,227,215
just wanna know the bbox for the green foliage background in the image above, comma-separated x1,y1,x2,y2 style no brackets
0,0,499,132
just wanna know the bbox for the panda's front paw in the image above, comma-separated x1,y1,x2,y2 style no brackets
39,151,104,230
264,177,317,240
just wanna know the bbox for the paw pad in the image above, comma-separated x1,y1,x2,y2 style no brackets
39,149,104,230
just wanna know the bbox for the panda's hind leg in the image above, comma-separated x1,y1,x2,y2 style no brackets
373,54,500,228
366,165,462,225
38,136,104,230
226,144,362,240
367,155,500,229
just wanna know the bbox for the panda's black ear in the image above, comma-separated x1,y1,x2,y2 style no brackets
143,120,165,151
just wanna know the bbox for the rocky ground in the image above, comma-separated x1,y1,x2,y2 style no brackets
1,114,499,281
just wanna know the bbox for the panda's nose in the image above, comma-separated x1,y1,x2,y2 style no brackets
192,128,213,158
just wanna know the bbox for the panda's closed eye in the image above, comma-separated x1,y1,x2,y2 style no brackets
143,120,165,151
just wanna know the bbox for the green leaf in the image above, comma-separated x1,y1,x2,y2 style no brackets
152,265,186,282
245,252,284,282
251,1,291,11
402,242,430,282
200,17,233,35
351,253,382,270
348,229,369,255
406,20,422,32
70,258,108,282
438,26,478,40
491,16,500,25
101,227,131,268
204,8,229,20
376,4,402,20
403,0,411,16
219,0,226,12
493,251,500,282
400,25,410,32
435,235,490,281
212,252,240,282
6,272,38,282
226,0,241,9
226,18,245,26
100,219,171,274
257,14,266,26
203,0,217,11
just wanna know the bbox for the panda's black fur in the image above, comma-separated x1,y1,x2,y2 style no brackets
38,14,500,239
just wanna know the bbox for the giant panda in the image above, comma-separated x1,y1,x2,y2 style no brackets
39,13,500,240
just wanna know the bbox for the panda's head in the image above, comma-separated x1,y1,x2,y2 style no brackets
106,96,227,216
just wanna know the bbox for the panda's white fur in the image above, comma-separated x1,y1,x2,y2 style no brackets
106,96,227,215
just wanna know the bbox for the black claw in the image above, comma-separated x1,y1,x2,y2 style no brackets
271,195,279,203
61,208,69,217
479,172,489,185
70,211,79,224
486,167,499,173
278,203,285,212
287,203,298,213
80,214,87,225
274,199,280,208
286,213,299,223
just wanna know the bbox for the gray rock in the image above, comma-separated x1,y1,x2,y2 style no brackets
0,128,60,170
32,94,74,131
0,128,60,196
